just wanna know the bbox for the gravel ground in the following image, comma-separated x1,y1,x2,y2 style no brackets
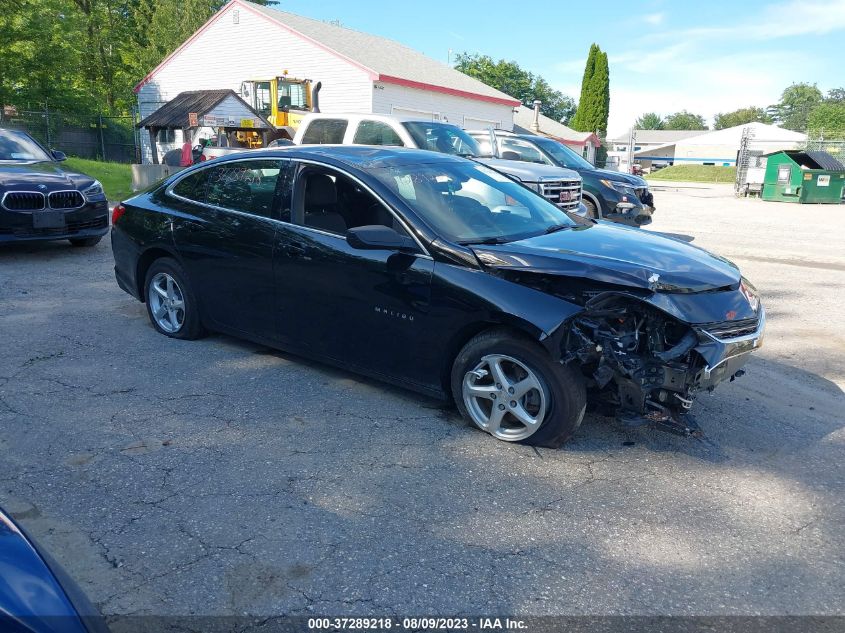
0,185,843,623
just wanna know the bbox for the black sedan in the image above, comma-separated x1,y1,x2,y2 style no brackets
111,146,765,446
0,129,108,246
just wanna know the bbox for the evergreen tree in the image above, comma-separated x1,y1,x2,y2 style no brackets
570,44,609,137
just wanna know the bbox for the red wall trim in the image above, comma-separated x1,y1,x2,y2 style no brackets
378,75,520,107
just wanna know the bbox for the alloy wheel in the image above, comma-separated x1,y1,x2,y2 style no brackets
148,272,186,334
462,354,548,441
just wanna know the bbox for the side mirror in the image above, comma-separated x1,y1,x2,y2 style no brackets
51,150,67,161
501,150,521,161
346,225,417,252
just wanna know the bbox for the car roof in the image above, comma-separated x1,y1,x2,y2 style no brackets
301,112,456,126
211,145,468,169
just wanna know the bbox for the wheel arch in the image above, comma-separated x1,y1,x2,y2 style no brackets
439,314,554,399
582,190,603,215
135,246,181,301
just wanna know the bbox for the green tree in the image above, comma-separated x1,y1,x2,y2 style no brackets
453,53,576,123
635,112,664,130
807,102,845,137
570,43,610,137
664,110,707,130
768,82,823,131
826,88,845,102
0,0,277,116
713,106,772,130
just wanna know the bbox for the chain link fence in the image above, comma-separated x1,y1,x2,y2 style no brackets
0,107,140,163
804,136,845,160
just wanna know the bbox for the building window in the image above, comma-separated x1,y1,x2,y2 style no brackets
156,129,176,144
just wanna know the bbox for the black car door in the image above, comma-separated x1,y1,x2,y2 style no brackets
273,163,435,385
170,158,294,340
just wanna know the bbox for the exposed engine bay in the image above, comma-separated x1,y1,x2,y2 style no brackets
562,294,711,436
486,266,765,438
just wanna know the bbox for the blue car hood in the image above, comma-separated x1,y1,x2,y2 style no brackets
471,223,740,293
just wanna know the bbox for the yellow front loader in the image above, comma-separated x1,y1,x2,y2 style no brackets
238,74,321,147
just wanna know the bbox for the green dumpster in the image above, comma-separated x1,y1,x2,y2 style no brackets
761,150,845,203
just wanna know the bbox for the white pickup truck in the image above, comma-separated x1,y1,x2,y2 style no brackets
292,113,586,218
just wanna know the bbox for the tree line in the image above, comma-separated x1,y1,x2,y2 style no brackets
635,83,845,135
0,0,275,115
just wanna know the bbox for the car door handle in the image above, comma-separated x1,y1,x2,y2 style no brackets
184,220,204,232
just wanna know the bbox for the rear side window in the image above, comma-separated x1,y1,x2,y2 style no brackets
300,119,348,144
499,138,552,164
205,160,291,219
352,120,404,146
171,170,208,203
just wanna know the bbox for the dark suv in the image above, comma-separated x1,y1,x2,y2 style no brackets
469,130,655,226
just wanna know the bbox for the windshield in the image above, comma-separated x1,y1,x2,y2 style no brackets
370,161,575,244
402,122,486,158
0,129,52,162
278,80,308,111
533,137,594,170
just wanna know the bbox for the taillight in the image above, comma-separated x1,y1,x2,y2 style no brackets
112,203,126,225
199,154,207,161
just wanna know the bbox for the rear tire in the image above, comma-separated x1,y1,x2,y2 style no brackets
451,329,586,447
144,258,206,340
582,198,600,219
69,236,102,247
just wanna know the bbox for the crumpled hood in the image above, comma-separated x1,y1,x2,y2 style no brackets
471,222,741,293
0,161,93,191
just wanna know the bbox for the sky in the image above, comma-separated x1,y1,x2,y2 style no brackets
275,0,845,137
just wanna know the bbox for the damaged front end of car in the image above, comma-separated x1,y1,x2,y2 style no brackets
560,287,764,436
484,261,765,437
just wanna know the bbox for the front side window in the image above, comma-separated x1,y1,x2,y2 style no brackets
402,122,483,157
300,119,348,145
296,166,410,238
533,137,594,169
352,121,404,146
0,129,52,162
370,161,574,245
205,160,290,218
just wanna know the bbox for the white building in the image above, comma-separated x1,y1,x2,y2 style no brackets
632,123,807,169
134,0,520,163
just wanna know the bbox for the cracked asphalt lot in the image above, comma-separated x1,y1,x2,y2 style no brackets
1,184,844,621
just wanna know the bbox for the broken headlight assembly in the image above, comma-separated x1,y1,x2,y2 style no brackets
561,294,750,437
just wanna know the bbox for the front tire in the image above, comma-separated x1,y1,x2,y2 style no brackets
144,258,205,340
451,329,586,447
582,198,600,219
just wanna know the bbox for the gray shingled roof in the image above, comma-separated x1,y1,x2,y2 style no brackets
245,1,519,104
137,89,270,129
512,105,597,144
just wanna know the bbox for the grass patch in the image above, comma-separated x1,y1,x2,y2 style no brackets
647,164,737,183
64,157,133,201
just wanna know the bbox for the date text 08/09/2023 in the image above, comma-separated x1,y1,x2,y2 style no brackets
308,617,528,630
